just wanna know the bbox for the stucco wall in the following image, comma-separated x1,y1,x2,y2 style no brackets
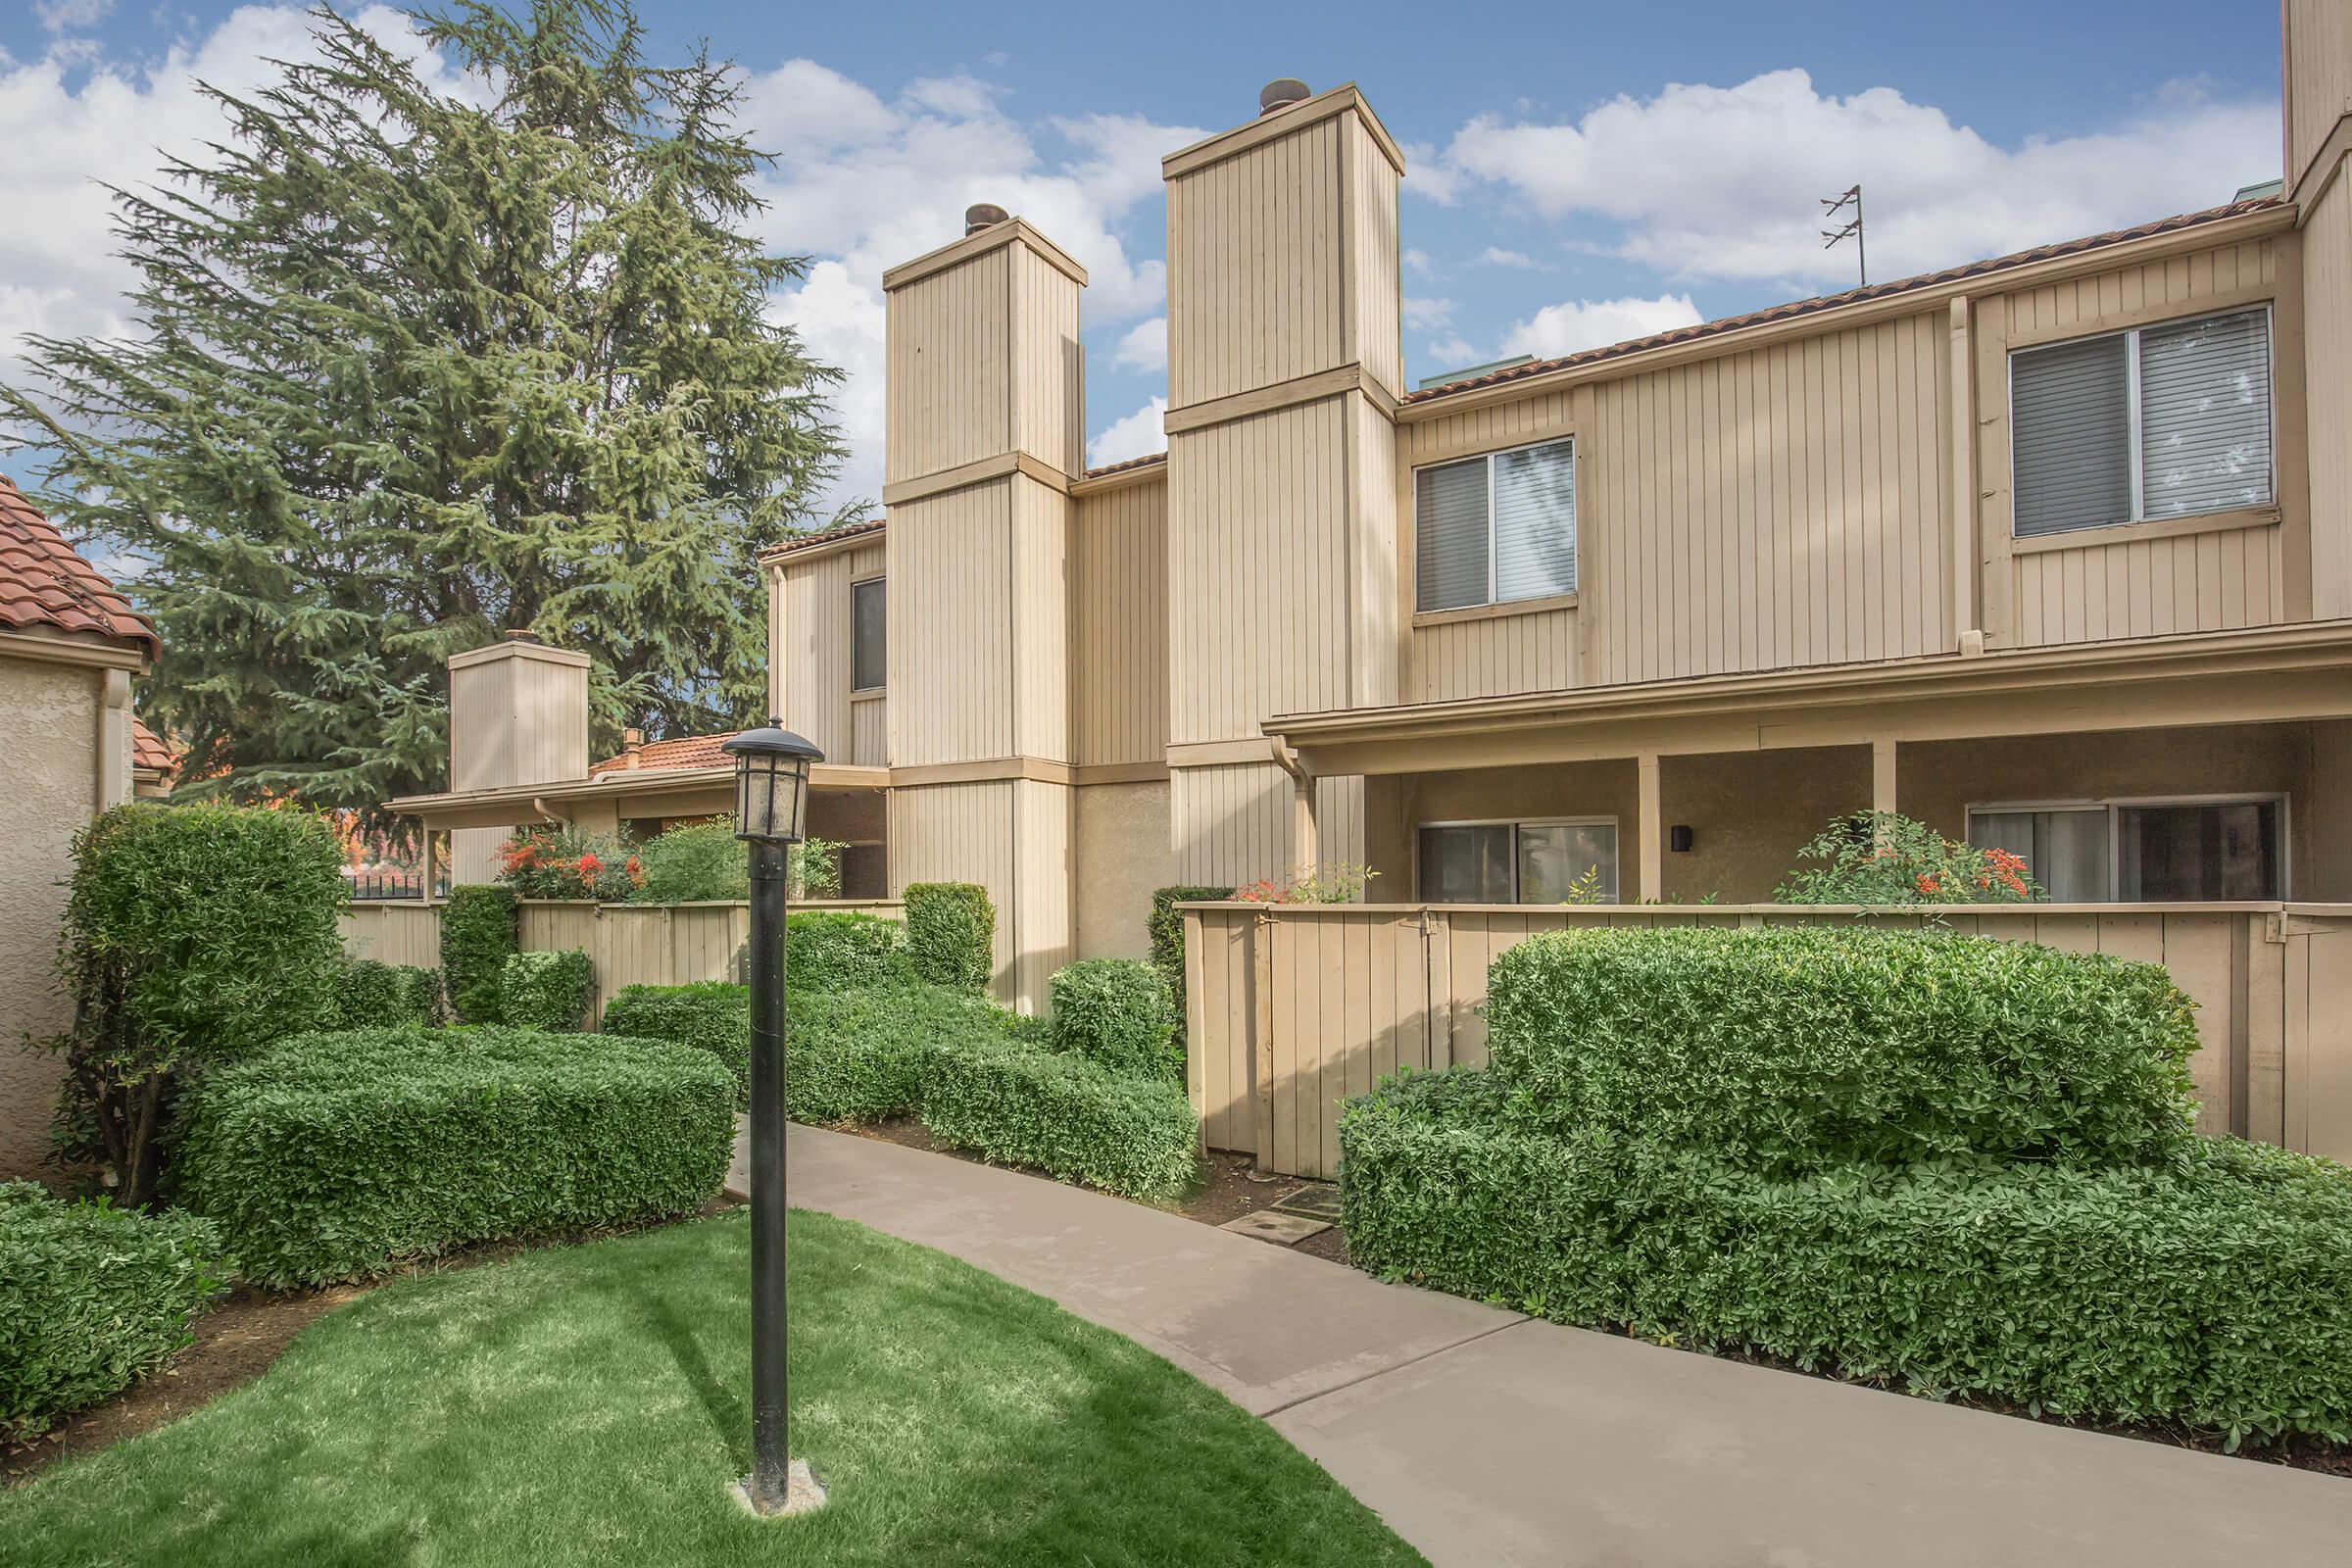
1660,748,1874,903
1898,723,2320,896
0,658,99,1177
1074,780,1175,961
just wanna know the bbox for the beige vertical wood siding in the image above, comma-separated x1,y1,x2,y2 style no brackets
337,903,444,969
1010,245,1085,477
890,781,1018,1002
1010,474,1072,762
1170,761,1363,886
1980,237,2287,648
1184,903,2352,1179
2288,0,2352,188
773,539,885,765
1348,393,1400,708
888,481,1013,767
1168,397,1356,742
885,245,1010,484
1011,778,1075,1008
1592,312,1951,683
1072,477,1170,767
1347,112,1403,400
2305,180,2352,620
1166,114,1345,408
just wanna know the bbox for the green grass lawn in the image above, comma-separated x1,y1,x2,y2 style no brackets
1,1210,1422,1567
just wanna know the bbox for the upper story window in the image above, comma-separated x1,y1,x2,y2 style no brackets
852,576,886,692
1414,436,1577,613
2010,305,2274,539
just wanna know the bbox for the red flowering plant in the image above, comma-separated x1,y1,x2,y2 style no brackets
494,825,638,901
1775,810,2044,907
1228,863,1379,905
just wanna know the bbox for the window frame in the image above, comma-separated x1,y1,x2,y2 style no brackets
1964,792,2290,903
1410,433,1580,620
850,574,886,695
2005,303,2277,543
1413,814,1620,905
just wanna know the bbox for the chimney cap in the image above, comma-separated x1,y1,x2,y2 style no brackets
964,202,1010,236
1258,78,1310,116
501,628,541,644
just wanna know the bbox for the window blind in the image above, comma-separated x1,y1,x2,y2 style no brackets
1414,458,1489,612
1493,439,1578,603
2011,333,2132,538
2138,308,2272,519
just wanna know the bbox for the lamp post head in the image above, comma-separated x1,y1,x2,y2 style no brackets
722,719,825,845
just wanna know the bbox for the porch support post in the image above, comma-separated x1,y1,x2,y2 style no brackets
1276,744,1319,878
420,827,441,905
1637,753,1662,904
1872,738,1898,816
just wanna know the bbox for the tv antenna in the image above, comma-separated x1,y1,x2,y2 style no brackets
1821,183,1866,287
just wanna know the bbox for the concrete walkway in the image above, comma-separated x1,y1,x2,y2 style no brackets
742,1125,2352,1567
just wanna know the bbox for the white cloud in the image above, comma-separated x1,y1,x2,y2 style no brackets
1401,296,1454,330
1401,248,1433,276
767,261,886,505
1399,141,1462,205
36,0,115,31
1088,396,1165,467
0,4,456,368
1498,294,1704,360
1475,245,1545,269
1113,316,1166,372
736,59,899,150
1439,68,2279,288
1425,336,1478,368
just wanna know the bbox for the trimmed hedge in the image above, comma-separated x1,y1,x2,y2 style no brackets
1340,1070,2352,1445
787,909,917,992
1483,925,2200,1171
440,885,517,1023
330,957,441,1028
923,1039,1199,1201
496,948,596,1031
174,1027,736,1287
1050,958,1180,1078
604,981,750,1098
1149,885,1231,1034
0,1183,226,1439
905,882,994,993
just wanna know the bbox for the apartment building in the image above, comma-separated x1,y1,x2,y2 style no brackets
744,4,2352,1005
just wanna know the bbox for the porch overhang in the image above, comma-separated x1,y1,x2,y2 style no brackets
386,762,891,832
1266,621,2352,778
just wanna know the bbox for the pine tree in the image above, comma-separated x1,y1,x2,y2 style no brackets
0,1,848,813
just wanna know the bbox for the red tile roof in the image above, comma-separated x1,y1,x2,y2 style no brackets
1083,450,1166,480
589,730,739,776
1408,197,2287,404
0,475,158,658
761,517,885,561
130,716,178,779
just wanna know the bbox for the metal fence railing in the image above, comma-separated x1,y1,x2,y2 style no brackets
347,870,448,902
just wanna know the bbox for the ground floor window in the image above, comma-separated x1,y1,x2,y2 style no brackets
1965,796,2283,902
1418,818,1618,904
839,843,888,901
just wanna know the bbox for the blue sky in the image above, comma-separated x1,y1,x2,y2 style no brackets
0,1,2287,511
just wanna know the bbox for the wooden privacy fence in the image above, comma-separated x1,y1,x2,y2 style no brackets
1180,902,2352,1181
340,899,905,1023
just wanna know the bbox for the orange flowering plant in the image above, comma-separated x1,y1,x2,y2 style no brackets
1230,862,1379,905
494,825,641,901
1775,810,2042,906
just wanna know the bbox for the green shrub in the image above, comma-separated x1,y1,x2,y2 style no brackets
496,948,596,1031
175,1027,735,1286
440,885,517,1023
1340,1073,2352,1446
904,882,994,993
1482,925,2199,1171
0,1182,226,1439
1050,959,1180,1078
922,1040,1198,1201
624,820,747,903
1149,885,1231,1037
329,957,441,1028
41,801,348,1203
786,910,916,992
1776,810,2041,905
603,982,750,1098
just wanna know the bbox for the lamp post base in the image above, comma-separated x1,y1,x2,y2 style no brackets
732,1460,827,1519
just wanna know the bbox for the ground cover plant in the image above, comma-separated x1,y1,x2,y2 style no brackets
0,1183,225,1440
174,1027,736,1287
1341,923,2352,1447
0,1211,1423,1567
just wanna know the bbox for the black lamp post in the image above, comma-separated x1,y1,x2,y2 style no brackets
721,718,826,1518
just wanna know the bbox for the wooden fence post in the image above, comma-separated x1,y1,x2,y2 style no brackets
1251,907,1276,1174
